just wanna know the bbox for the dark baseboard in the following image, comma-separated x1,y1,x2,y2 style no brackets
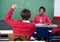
0,20,12,30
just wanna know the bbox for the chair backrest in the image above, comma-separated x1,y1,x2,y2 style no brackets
49,31,60,42
8,34,14,41
0,33,1,38
8,34,29,41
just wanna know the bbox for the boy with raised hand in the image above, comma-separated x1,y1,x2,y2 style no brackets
5,4,36,41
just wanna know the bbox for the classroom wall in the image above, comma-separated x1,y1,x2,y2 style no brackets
0,0,54,20
0,0,57,30
54,0,60,20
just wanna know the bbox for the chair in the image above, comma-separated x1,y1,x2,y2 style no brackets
49,32,60,42
8,34,29,41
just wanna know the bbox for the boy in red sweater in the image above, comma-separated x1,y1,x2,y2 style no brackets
4,4,36,40
51,24,60,42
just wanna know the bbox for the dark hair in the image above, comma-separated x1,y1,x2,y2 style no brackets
39,7,45,12
21,9,31,20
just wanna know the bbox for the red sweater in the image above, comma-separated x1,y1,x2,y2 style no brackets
51,24,60,34
51,24,60,42
4,8,36,40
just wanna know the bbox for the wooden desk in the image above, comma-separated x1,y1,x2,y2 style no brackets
36,24,57,27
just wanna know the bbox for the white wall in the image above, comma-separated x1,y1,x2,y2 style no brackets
54,0,60,17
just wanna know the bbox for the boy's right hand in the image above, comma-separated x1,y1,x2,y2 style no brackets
11,4,17,9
